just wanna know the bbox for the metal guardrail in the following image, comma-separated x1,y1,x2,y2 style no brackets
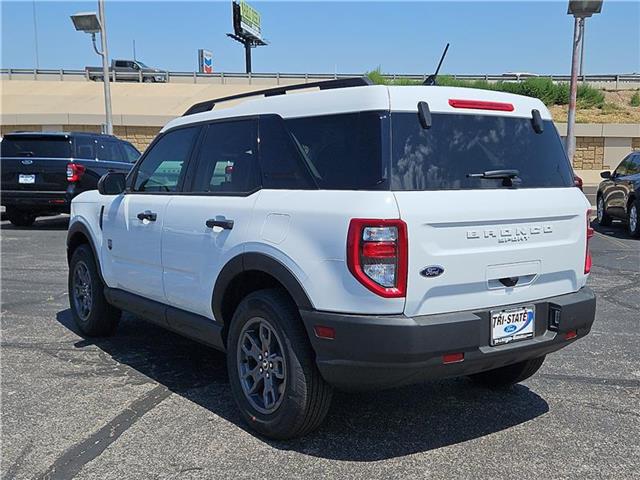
1,68,639,88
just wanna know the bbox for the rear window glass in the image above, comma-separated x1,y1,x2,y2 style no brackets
390,113,574,190
285,112,386,190
1,136,72,158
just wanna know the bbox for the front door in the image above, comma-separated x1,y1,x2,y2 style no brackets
102,125,201,302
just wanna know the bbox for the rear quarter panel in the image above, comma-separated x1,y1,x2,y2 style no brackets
247,190,404,315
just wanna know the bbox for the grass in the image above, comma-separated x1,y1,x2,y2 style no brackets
365,68,605,108
631,90,640,107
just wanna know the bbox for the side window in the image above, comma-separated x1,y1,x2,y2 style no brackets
628,154,640,175
284,112,384,190
614,155,631,176
133,127,199,192
96,139,125,162
191,120,260,194
258,115,315,189
74,137,96,159
122,142,141,163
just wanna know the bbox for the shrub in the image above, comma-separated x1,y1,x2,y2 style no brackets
365,69,605,107
631,91,640,107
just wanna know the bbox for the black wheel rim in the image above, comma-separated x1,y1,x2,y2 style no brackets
72,261,93,322
237,317,287,414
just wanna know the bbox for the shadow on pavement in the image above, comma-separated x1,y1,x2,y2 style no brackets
592,220,637,241
56,309,549,461
1,215,70,231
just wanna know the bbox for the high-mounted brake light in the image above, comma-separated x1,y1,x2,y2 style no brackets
584,210,595,274
347,219,408,298
449,99,515,112
66,163,86,183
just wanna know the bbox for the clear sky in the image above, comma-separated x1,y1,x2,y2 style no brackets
1,1,639,75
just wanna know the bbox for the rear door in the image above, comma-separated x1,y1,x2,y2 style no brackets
161,118,261,318
1,134,72,192
389,112,590,317
102,126,200,302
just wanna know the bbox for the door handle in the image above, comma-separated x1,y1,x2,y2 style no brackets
206,218,234,230
499,277,519,288
137,210,157,221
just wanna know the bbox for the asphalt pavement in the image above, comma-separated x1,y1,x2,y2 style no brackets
1,215,638,480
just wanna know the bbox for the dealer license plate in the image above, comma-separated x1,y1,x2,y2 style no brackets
19,174,36,184
490,306,535,346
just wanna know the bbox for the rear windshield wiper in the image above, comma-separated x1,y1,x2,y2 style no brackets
467,169,520,187
467,169,520,179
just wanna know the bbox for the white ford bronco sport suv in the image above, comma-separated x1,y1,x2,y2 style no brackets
67,78,596,439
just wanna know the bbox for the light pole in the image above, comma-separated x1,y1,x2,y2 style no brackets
71,2,113,135
566,0,602,163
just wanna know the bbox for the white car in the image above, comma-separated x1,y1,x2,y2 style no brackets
66,78,596,439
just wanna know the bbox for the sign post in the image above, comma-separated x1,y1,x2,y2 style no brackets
227,0,267,73
198,49,213,74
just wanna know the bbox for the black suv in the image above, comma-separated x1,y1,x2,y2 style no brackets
1,132,140,226
596,151,640,237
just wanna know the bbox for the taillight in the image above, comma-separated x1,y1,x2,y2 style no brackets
585,210,595,274
347,219,408,298
66,163,86,183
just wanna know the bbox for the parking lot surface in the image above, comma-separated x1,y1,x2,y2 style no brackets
1,215,639,480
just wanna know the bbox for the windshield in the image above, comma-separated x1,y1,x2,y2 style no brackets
1,136,72,158
390,112,574,190
136,61,150,68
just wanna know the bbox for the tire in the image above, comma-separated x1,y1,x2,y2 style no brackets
7,210,36,227
468,355,546,388
227,289,333,440
596,195,612,226
143,77,154,83
628,200,640,238
68,244,120,336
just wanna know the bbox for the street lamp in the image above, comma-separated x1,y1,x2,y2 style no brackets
71,2,113,135
565,0,603,163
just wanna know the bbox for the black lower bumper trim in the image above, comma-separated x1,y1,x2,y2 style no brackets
300,287,596,390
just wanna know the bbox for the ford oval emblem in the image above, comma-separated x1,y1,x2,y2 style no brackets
504,324,517,333
21,159,33,165
420,265,444,278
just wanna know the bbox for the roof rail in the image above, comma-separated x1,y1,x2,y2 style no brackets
182,76,373,116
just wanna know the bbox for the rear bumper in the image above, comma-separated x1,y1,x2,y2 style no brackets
1,190,71,212
300,287,596,390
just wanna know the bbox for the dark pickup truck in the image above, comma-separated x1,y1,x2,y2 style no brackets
1,132,139,226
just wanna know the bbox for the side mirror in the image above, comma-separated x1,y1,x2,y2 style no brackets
98,172,126,195
600,171,611,179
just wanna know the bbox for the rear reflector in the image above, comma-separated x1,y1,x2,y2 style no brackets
313,325,335,340
442,352,464,364
564,330,578,340
449,99,515,112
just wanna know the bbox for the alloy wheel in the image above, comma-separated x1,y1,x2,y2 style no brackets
72,261,93,321
597,197,604,223
630,204,638,234
237,317,287,414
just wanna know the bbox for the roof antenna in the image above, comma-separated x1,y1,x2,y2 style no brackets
423,43,450,86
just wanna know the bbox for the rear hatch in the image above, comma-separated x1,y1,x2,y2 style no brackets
390,110,590,317
1,134,72,192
